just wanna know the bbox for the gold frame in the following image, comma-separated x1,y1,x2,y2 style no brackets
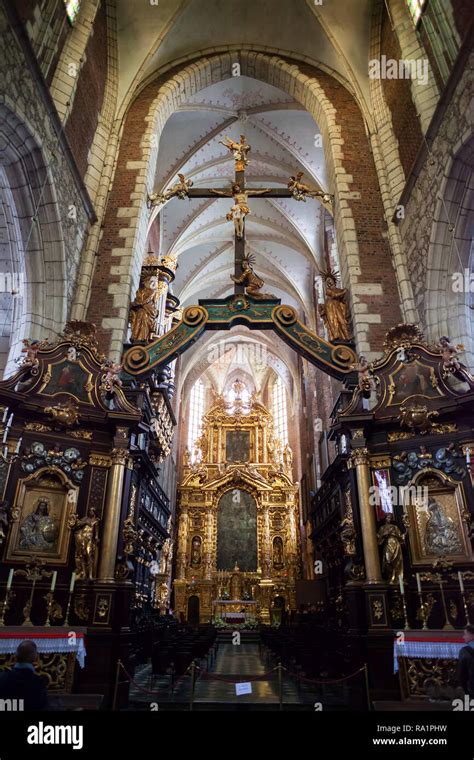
387,360,442,407
39,359,94,404
403,470,473,566
6,467,78,565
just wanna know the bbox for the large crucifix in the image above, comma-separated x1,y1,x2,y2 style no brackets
148,134,332,296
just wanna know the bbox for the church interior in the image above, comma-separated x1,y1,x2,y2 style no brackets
0,0,473,721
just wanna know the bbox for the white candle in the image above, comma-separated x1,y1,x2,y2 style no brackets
69,572,76,593
416,573,421,594
399,574,404,595
1,430,7,444
15,437,22,454
466,448,471,465
6,569,13,590
7,413,13,428
458,571,465,594
50,571,57,592
2,446,7,459
1,407,8,423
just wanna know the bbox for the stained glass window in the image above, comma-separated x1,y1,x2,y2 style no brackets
64,0,81,25
272,376,288,446
188,379,205,451
407,0,427,25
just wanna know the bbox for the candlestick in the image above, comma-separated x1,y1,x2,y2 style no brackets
50,571,57,592
44,591,54,627
398,574,404,595
0,588,14,626
438,576,454,631
6,568,13,590
398,575,410,630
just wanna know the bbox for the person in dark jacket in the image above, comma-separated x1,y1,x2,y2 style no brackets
458,624,474,699
0,640,48,711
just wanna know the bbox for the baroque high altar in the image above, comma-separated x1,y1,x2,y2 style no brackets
174,389,300,624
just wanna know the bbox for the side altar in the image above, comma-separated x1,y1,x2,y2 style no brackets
174,391,300,623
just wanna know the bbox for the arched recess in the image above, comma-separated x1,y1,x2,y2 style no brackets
425,135,474,368
0,105,67,376
83,50,402,360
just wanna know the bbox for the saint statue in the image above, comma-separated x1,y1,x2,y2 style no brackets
219,135,251,166
231,255,276,300
183,447,191,467
190,536,202,567
287,171,332,204
424,497,463,556
129,275,159,342
160,538,171,575
19,499,59,552
283,443,293,477
72,507,100,580
148,173,193,207
377,513,404,584
318,270,351,341
272,536,284,569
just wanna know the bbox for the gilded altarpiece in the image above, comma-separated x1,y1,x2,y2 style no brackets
174,396,300,623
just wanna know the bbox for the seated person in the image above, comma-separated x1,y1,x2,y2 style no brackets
0,640,48,710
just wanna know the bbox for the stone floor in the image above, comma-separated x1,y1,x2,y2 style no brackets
128,638,349,710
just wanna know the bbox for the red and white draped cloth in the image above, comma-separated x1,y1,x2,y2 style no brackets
0,631,86,668
393,633,464,673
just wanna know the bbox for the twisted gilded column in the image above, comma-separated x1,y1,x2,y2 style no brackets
349,448,382,583
98,448,128,581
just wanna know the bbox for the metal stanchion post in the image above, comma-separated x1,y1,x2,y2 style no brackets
112,659,122,711
189,660,196,711
364,663,371,711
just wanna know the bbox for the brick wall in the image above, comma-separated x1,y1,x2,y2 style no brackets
86,52,402,359
380,6,423,177
65,0,107,179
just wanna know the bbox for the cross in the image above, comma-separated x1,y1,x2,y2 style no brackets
149,135,332,295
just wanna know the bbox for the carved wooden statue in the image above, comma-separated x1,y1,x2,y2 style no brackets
318,269,351,341
129,275,159,342
231,256,275,300
377,513,404,585
72,507,100,581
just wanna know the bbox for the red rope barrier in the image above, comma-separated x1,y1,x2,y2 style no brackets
283,664,366,685
119,661,191,696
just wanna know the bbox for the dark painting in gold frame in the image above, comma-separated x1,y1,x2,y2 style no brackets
39,360,93,403
387,360,442,407
6,470,77,565
404,474,472,566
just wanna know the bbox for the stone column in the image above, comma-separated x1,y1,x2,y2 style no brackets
98,448,128,582
349,448,382,583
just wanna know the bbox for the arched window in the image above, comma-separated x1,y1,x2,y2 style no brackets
187,379,205,450
64,0,81,25
406,0,427,25
272,377,288,446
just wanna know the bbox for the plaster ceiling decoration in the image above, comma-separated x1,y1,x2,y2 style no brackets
116,0,373,118
152,76,327,331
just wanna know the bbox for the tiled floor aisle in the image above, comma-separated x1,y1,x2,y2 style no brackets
179,642,302,704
